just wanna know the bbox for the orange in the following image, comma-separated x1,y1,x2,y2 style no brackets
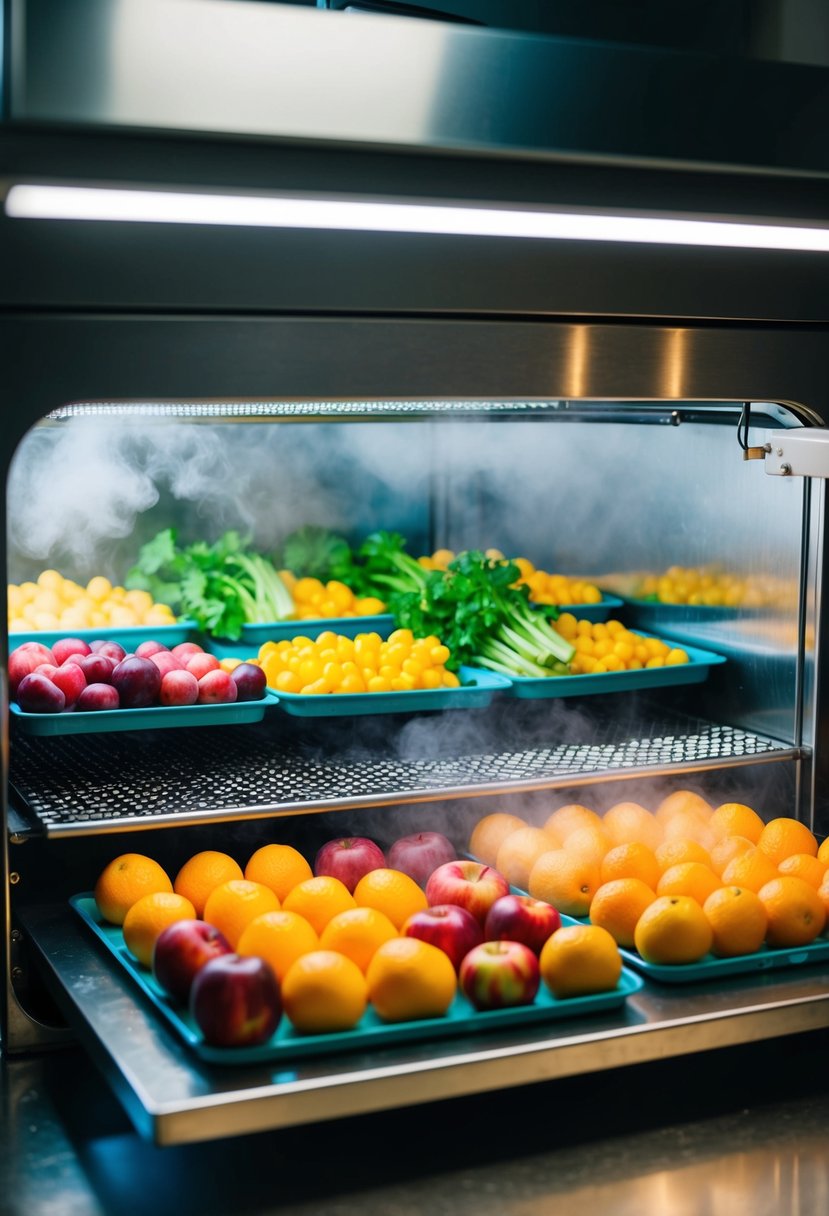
495,826,560,891
721,846,779,894
777,853,828,890
319,906,399,973
468,812,528,866
600,842,660,890
528,849,601,918
661,813,716,851
282,876,357,936
818,837,829,866
281,950,368,1033
94,853,173,925
122,892,196,966
708,803,765,844
655,790,713,824
589,878,657,948
757,817,818,866
539,924,622,998
244,844,313,902
602,802,662,850
702,886,767,958
203,879,281,948
656,862,721,905
758,876,826,947
352,868,428,929
634,895,713,965
562,824,613,865
818,876,829,921
173,850,243,918
709,834,755,878
543,803,603,840
366,937,457,1022
655,838,713,874
237,910,319,981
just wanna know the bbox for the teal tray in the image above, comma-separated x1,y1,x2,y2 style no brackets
502,638,726,699
233,614,395,646
536,595,624,623
265,665,511,717
10,689,280,735
620,598,765,627
8,622,196,649
70,894,643,1065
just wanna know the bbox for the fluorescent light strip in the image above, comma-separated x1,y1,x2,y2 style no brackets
7,183,829,252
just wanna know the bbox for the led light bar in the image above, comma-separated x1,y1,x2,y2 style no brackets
6,184,829,252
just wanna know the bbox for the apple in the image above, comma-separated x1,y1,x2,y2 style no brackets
76,683,120,711
425,860,510,925
149,650,183,678
135,639,169,659
231,662,267,702
197,669,237,704
189,953,281,1047
160,669,200,707
402,904,483,971
51,661,88,707
314,837,387,893
387,831,458,887
153,919,233,1004
90,640,127,662
9,645,55,695
459,940,541,1010
186,652,221,679
52,637,91,665
111,655,162,707
15,673,66,713
484,894,561,954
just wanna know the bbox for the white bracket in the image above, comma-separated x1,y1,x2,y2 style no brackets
763,429,829,478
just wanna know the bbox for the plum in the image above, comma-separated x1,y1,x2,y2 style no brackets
149,651,183,678
72,652,118,684
186,652,221,679
197,669,237,704
111,656,162,708
34,663,60,680
160,669,199,707
135,640,168,659
51,662,88,708
90,640,127,662
172,642,204,661
76,683,120,711
52,637,91,665
9,646,55,695
16,673,66,713
231,663,267,702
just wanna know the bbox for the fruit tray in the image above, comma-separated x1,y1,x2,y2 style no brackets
70,895,643,1065
262,666,512,717
9,690,281,736
500,638,726,699
230,615,396,646
8,622,196,648
539,594,624,623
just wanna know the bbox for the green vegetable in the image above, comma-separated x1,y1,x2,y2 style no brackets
276,526,354,582
356,530,429,597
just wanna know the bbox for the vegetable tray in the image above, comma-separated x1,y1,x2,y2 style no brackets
235,614,395,645
8,622,196,648
10,690,280,736
70,895,643,1066
547,595,624,622
266,665,511,717
501,639,726,699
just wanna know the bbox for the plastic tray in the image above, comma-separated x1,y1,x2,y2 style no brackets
8,622,196,649
70,894,643,1065
620,598,765,627
501,638,726,699
266,665,512,717
232,615,395,646
10,690,280,735
537,595,624,623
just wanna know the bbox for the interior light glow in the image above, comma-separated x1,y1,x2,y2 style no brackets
7,184,829,253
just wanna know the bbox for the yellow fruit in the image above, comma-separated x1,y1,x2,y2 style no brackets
777,853,828,890
757,817,818,866
173,850,244,918
122,892,196,966
468,812,528,865
602,802,662,850
366,937,457,1022
589,878,657,948
702,886,768,957
543,804,603,839
634,895,713,965
281,950,368,1033
721,846,782,894
708,803,765,844
655,838,714,874
282,876,357,936
202,880,281,949
709,834,755,878
352,868,428,930
94,853,173,925
495,826,560,891
539,924,622,998
600,841,661,890
244,843,314,902
528,849,601,918
655,790,713,824
818,837,829,866
319,906,399,973
757,876,826,947
656,861,721,905
237,910,319,982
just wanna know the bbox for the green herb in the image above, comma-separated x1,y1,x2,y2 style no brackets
275,526,353,582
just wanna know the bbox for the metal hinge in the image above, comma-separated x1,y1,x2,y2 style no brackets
762,429,829,478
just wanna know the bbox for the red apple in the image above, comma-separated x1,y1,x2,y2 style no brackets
76,683,120,711
314,837,386,893
484,894,562,955
425,860,510,925
149,650,184,678
152,919,233,1004
459,940,541,1010
90,640,127,662
52,637,91,665
111,656,162,707
171,642,205,661
51,661,88,707
189,953,281,1047
197,669,237,704
186,652,220,679
135,639,169,659
9,645,55,695
15,673,66,713
402,904,483,971
387,831,458,887
160,669,199,707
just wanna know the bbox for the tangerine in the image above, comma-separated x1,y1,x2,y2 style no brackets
352,868,428,929
366,937,457,1022
602,802,663,850
539,924,622,998
656,861,721,905
600,841,660,890
202,879,281,949
634,895,713,965
702,886,767,957
757,818,818,866
244,844,313,902
281,950,368,1033
173,850,243,917
661,813,716,851
495,826,560,891
237,910,319,981
757,876,826,947
319,906,399,972
282,876,357,936
818,837,829,866
708,803,765,844
709,834,755,878
94,853,173,925
563,824,613,865
528,849,601,918
720,846,779,894
468,812,528,866
655,838,714,874
655,790,714,824
122,892,196,966
589,878,657,948
777,853,828,890
543,803,603,839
